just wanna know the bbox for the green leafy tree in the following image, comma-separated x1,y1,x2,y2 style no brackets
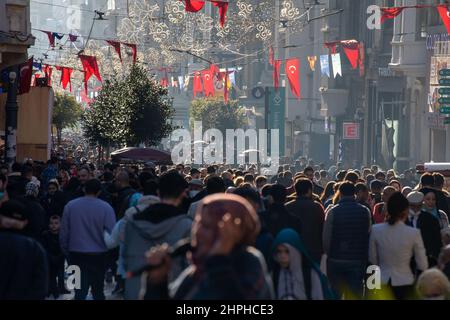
82,63,175,150
52,93,83,146
190,97,246,133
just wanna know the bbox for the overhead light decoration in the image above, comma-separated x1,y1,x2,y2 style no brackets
281,0,301,20
165,0,186,24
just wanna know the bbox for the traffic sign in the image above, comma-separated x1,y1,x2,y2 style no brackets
438,97,450,104
440,106,450,114
439,78,450,86
439,88,450,95
439,69,450,77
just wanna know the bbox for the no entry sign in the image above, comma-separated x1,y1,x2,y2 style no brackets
343,122,360,140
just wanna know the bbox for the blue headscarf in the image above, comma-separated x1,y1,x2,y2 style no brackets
272,229,336,300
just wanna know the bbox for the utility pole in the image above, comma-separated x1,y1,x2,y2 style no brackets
4,66,19,166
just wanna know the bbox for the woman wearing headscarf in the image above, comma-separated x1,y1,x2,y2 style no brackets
143,193,274,300
272,228,334,300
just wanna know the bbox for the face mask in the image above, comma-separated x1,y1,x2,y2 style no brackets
189,190,200,198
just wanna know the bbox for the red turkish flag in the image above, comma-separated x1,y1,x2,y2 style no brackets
341,40,359,69
184,0,205,12
56,66,73,92
106,40,122,62
18,57,34,95
381,7,405,23
285,58,300,99
193,72,203,97
273,59,281,91
202,69,214,97
79,55,102,95
437,5,450,35
212,1,228,27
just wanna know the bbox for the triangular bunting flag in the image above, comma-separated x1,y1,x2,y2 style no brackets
79,55,102,95
320,55,330,77
106,40,122,62
212,1,228,27
331,53,342,78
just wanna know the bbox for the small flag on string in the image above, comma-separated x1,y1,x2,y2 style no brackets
178,76,184,90
42,31,55,47
212,1,228,28
320,55,330,77
273,60,281,91
269,46,274,66
307,56,317,71
184,75,190,91
331,53,342,78
106,40,122,62
79,55,102,95
56,66,73,92
53,32,64,40
193,72,203,97
69,34,78,42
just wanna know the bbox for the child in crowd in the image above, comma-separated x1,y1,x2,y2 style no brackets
41,215,68,299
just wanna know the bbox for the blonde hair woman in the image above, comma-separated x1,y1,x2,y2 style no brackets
416,269,450,300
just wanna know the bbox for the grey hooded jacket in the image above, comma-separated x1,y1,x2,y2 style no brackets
122,203,192,300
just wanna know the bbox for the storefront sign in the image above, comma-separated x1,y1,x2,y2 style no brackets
343,122,360,140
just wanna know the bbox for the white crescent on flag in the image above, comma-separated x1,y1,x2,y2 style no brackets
289,65,297,74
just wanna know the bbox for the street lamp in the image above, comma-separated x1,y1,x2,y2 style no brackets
4,67,19,166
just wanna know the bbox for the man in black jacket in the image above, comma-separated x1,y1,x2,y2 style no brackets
73,167,112,204
406,191,442,267
0,200,48,300
113,170,137,219
266,184,302,238
285,178,325,263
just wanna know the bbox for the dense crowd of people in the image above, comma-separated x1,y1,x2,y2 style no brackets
1,156,450,300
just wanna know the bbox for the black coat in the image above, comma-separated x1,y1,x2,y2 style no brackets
40,191,66,220
113,186,137,218
420,187,450,219
0,231,48,300
406,210,443,267
16,196,47,241
266,203,302,238
40,231,65,268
